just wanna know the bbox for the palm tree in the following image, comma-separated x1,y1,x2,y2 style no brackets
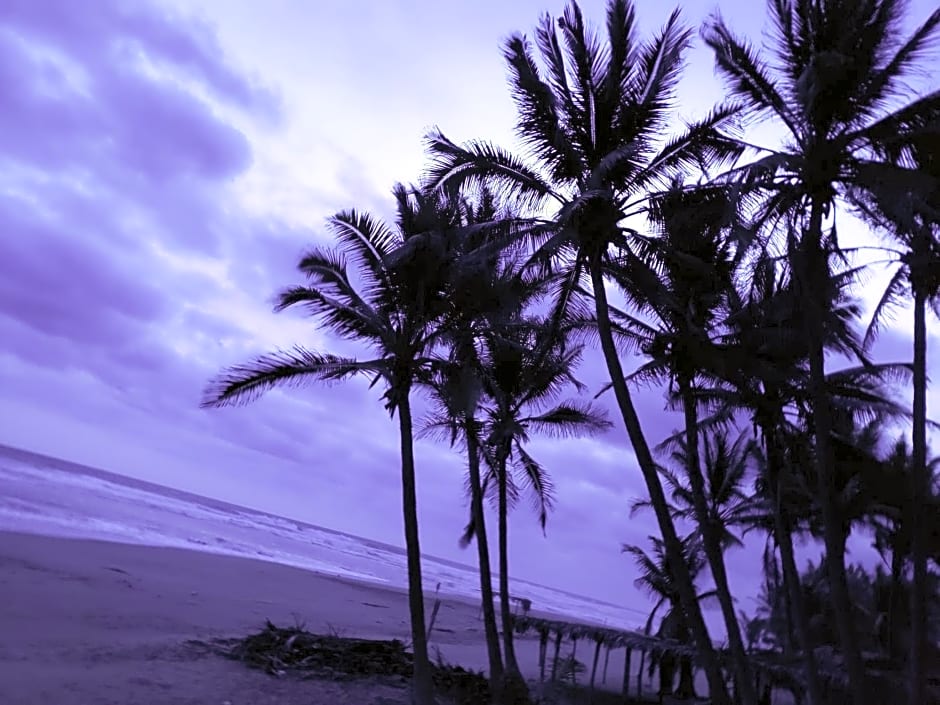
742,543,799,655
427,362,506,695
200,185,462,705
704,4,940,701
624,533,715,701
606,179,758,701
424,3,741,700
852,134,940,701
696,249,912,705
634,430,755,552
477,326,609,680
869,437,940,659
411,194,536,699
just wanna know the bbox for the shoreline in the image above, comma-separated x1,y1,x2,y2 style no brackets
0,530,642,704
0,443,643,632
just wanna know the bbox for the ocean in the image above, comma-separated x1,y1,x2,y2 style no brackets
0,443,643,631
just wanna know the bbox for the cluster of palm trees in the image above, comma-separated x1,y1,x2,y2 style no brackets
202,1,939,704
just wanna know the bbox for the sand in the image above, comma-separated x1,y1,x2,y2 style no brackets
0,531,636,704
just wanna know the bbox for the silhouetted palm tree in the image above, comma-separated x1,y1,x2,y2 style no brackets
605,179,758,699
414,196,537,699
853,134,940,698
427,363,509,700
697,249,910,704
477,326,608,680
425,3,741,700
635,430,754,552
201,185,463,705
704,3,940,701
869,437,940,659
624,533,715,701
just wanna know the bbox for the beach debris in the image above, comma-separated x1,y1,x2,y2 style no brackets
220,621,490,704
224,620,411,679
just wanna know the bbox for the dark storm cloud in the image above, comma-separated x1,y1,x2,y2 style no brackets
0,191,166,343
0,0,276,262
0,0,317,468
0,0,273,115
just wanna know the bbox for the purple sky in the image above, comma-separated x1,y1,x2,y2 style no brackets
1,0,938,634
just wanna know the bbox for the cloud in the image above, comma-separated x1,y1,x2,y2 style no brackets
0,0,307,456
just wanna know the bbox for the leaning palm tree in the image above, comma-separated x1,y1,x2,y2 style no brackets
424,3,741,700
704,3,940,702
201,185,462,705
605,179,758,700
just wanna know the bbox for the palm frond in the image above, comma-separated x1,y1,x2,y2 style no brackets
423,129,559,208
202,348,376,407
522,401,611,438
504,33,582,183
863,264,910,351
324,210,400,291
274,284,385,347
702,16,799,136
513,443,554,531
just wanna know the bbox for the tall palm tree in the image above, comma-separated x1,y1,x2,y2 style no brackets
852,134,940,702
201,185,462,705
478,326,609,679
424,3,741,700
704,4,940,701
606,180,758,702
697,249,912,705
411,194,537,699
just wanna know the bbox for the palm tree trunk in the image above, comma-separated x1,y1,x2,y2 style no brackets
539,630,549,682
496,456,528,703
398,393,435,705
622,648,632,698
799,203,869,705
909,277,928,705
679,379,757,705
590,256,731,705
497,456,521,675
677,657,696,699
551,630,563,681
888,538,903,659
764,426,824,705
465,423,505,693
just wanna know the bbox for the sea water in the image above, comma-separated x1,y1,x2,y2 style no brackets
0,444,642,631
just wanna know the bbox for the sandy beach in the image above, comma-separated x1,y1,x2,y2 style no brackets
0,531,636,704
